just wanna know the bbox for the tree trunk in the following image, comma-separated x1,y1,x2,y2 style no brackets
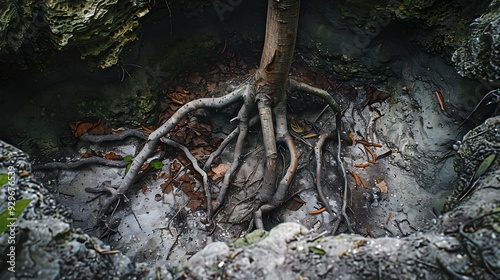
253,0,300,214
256,0,300,103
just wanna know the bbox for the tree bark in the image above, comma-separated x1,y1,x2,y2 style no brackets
256,0,300,102
253,0,301,222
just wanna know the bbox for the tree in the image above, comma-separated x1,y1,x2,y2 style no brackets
96,0,346,230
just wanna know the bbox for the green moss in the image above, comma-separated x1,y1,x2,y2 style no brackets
228,229,268,248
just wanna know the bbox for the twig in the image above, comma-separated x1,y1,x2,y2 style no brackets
161,137,213,219
123,194,143,231
167,221,186,260
314,105,330,123
459,89,499,128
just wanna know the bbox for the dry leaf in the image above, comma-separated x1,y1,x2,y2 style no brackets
69,119,111,138
375,180,388,193
169,162,182,175
349,133,356,144
140,163,150,171
286,195,305,211
190,147,209,160
161,181,173,194
141,183,148,194
303,133,319,139
104,152,123,160
188,72,203,84
187,199,203,211
69,120,98,138
211,163,231,180
140,125,155,133
207,81,217,92
290,118,304,133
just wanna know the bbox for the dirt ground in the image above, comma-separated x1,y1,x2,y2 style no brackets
31,44,475,269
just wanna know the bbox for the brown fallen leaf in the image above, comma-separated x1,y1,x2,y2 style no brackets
211,163,231,180
69,120,99,138
187,199,203,211
69,119,111,138
161,181,173,194
206,81,217,92
290,118,304,133
286,195,305,211
309,207,326,215
169,160,182,174
141,183,148,194
104,152,123,160
375,179,388,193
140,163,150,171
188,72,203,85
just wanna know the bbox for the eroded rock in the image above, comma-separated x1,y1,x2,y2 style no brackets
0,0,148,68
453,0,500,82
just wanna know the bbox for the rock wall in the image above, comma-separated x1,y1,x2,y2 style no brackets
0,0,149,68
453,0,500,83
0,0,494,74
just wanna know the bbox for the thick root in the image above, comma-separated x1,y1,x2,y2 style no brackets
94,76,346,232
99,84,251,216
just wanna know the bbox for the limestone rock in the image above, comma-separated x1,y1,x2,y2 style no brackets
453,0,500,82
0,141,158,279
0,0,149,68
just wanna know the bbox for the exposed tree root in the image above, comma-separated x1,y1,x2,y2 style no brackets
314,133,335,217
89,75,347,230
90,0,348,230
34,129,148,170
80,129,148,142
334,115,353,234
33,157,129,170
